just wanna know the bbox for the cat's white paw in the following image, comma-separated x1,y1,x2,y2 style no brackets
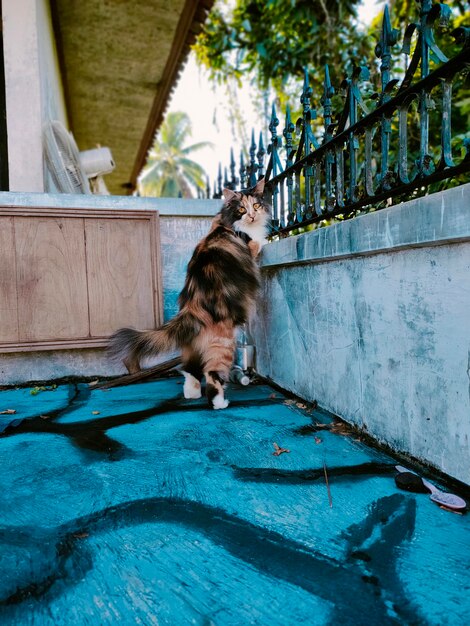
212,395,229,410
183,373,202,399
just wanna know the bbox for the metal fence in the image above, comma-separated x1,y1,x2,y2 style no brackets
212,0,470,235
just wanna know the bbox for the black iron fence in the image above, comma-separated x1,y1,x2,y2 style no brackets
211,0,470,235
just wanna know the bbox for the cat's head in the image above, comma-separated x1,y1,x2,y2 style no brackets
220,178,270,237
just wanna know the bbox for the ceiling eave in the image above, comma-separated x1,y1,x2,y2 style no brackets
51,0,214,195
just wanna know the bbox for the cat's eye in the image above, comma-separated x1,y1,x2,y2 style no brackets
239,207,246,215
253,203,260,210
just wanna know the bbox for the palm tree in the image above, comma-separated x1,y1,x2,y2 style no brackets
138,111,211,198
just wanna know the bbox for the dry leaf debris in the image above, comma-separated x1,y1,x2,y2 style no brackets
272,442,290,456
314,421,353,436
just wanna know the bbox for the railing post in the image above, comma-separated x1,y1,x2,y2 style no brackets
418,0,433,176
268,103,281,229
257,132,265,180
283,106,295,226
217,163,222,198
321,64,335,213
248,129,258,188
239,151,246,188
229,147,238,189
299,68,317,220
439,79,454,169
376,5,399,191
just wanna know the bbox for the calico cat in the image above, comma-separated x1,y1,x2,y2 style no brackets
108,178,270,409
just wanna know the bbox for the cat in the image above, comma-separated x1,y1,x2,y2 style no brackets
108,178,270,409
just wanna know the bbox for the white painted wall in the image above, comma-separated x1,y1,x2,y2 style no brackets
2,0,67,192
36,0,67,126
36,0,68,193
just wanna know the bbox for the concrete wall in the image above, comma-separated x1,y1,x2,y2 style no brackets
253,183,470,484
0,193,220,384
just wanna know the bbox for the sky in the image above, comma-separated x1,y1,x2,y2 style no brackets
166,0,386,191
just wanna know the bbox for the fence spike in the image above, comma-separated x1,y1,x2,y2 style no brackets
229,147,238,189
269,102,279,135
267,103,281,228
283,106,295,169
321,64,335,213
239,150,246,188
216,163,223,198
375,4,399,101
283,106,295,221
257,132,266,179
248,128,258,187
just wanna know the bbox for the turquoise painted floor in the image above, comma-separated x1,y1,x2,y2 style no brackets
1,376,470,625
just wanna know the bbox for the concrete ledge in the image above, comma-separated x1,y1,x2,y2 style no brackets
261,183,470,268
0,348,179,386
0,191,221,216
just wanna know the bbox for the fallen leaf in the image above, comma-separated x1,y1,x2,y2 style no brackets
272,442,290,456
72,532,89,539
283,399,295,406
0,409,16,415
91,411,100,415
330,421,352,436
88,380,99,387
39,415,51,420
315,437,322,444
312,421,353,436
296,402,307,409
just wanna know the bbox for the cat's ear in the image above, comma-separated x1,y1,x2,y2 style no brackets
252,177,265,196
222,188,238,202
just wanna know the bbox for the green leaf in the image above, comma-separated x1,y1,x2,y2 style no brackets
256,42,268,58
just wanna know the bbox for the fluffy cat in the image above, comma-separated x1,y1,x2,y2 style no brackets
108,178,270,409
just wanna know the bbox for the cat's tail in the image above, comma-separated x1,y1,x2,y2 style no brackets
108,311,200,370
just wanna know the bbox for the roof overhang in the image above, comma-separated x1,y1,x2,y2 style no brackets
51,0,214,195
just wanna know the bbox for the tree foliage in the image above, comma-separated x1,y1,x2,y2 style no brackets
195,0,469,163
195,0,469,113
194,0,372,95
138,112,211,198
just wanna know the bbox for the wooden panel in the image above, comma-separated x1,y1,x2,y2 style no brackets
0,206,162,352
85,218,157,336
15,216,89,341
0,217,19,342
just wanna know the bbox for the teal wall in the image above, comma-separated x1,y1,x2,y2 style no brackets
160,215,215,322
